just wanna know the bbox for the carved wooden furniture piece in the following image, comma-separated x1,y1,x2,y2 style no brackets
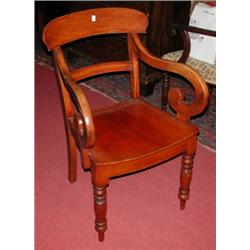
161,24,216,110
36,1,191,96
43,8,209,242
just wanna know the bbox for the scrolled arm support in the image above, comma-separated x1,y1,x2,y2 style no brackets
131,33,209,121
53,48,95,148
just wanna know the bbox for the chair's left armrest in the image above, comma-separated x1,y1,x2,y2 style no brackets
53,48,96,149
131,33,210,121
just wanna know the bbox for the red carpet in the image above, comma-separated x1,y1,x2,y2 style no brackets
35,64,215,250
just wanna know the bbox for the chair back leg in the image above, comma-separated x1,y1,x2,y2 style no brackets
161,73,170,110
67,133,77,183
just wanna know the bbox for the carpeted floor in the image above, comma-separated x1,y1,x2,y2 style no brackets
35,64,215,249
35,41,216,150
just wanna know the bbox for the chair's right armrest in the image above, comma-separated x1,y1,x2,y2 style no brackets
131,33,210,121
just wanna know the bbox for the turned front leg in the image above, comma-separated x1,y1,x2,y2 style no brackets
178,153,194,210
93,185,107,242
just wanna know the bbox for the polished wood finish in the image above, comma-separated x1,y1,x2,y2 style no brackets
43,8,209,241
36,1,191,96
71,61,133,82
131,33,209,120
43,8,148,51
93,185,107,242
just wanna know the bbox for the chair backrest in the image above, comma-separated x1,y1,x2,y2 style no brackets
42,8,149,150
43,7,148,51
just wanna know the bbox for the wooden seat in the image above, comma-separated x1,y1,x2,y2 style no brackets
92,100,198,166
42,7,209,242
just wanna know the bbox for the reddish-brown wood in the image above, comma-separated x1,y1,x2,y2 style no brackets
71,61,133,82
43,8,209,242
179,153,194,210
53,47,96,149
43,7,148,51
53,56,77,182
127,33,140,99
37,2,191,97
131,33,209,121
93,185,107,242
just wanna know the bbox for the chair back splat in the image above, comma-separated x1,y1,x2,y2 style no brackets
42,7,209,242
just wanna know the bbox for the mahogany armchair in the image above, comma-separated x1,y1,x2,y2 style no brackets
42,8,209,242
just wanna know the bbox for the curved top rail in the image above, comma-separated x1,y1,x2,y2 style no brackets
43,7,148,51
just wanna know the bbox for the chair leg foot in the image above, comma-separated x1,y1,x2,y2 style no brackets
180,200,186,210
98,232,105,242
93,185,107,242
67,134,77,183
178,153,194,210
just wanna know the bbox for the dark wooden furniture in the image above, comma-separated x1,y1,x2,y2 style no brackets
161,24,216,110
36,1,191,96
42,8,209,242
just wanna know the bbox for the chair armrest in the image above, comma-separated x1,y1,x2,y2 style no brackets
53,48,95,149
131,33,209,121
